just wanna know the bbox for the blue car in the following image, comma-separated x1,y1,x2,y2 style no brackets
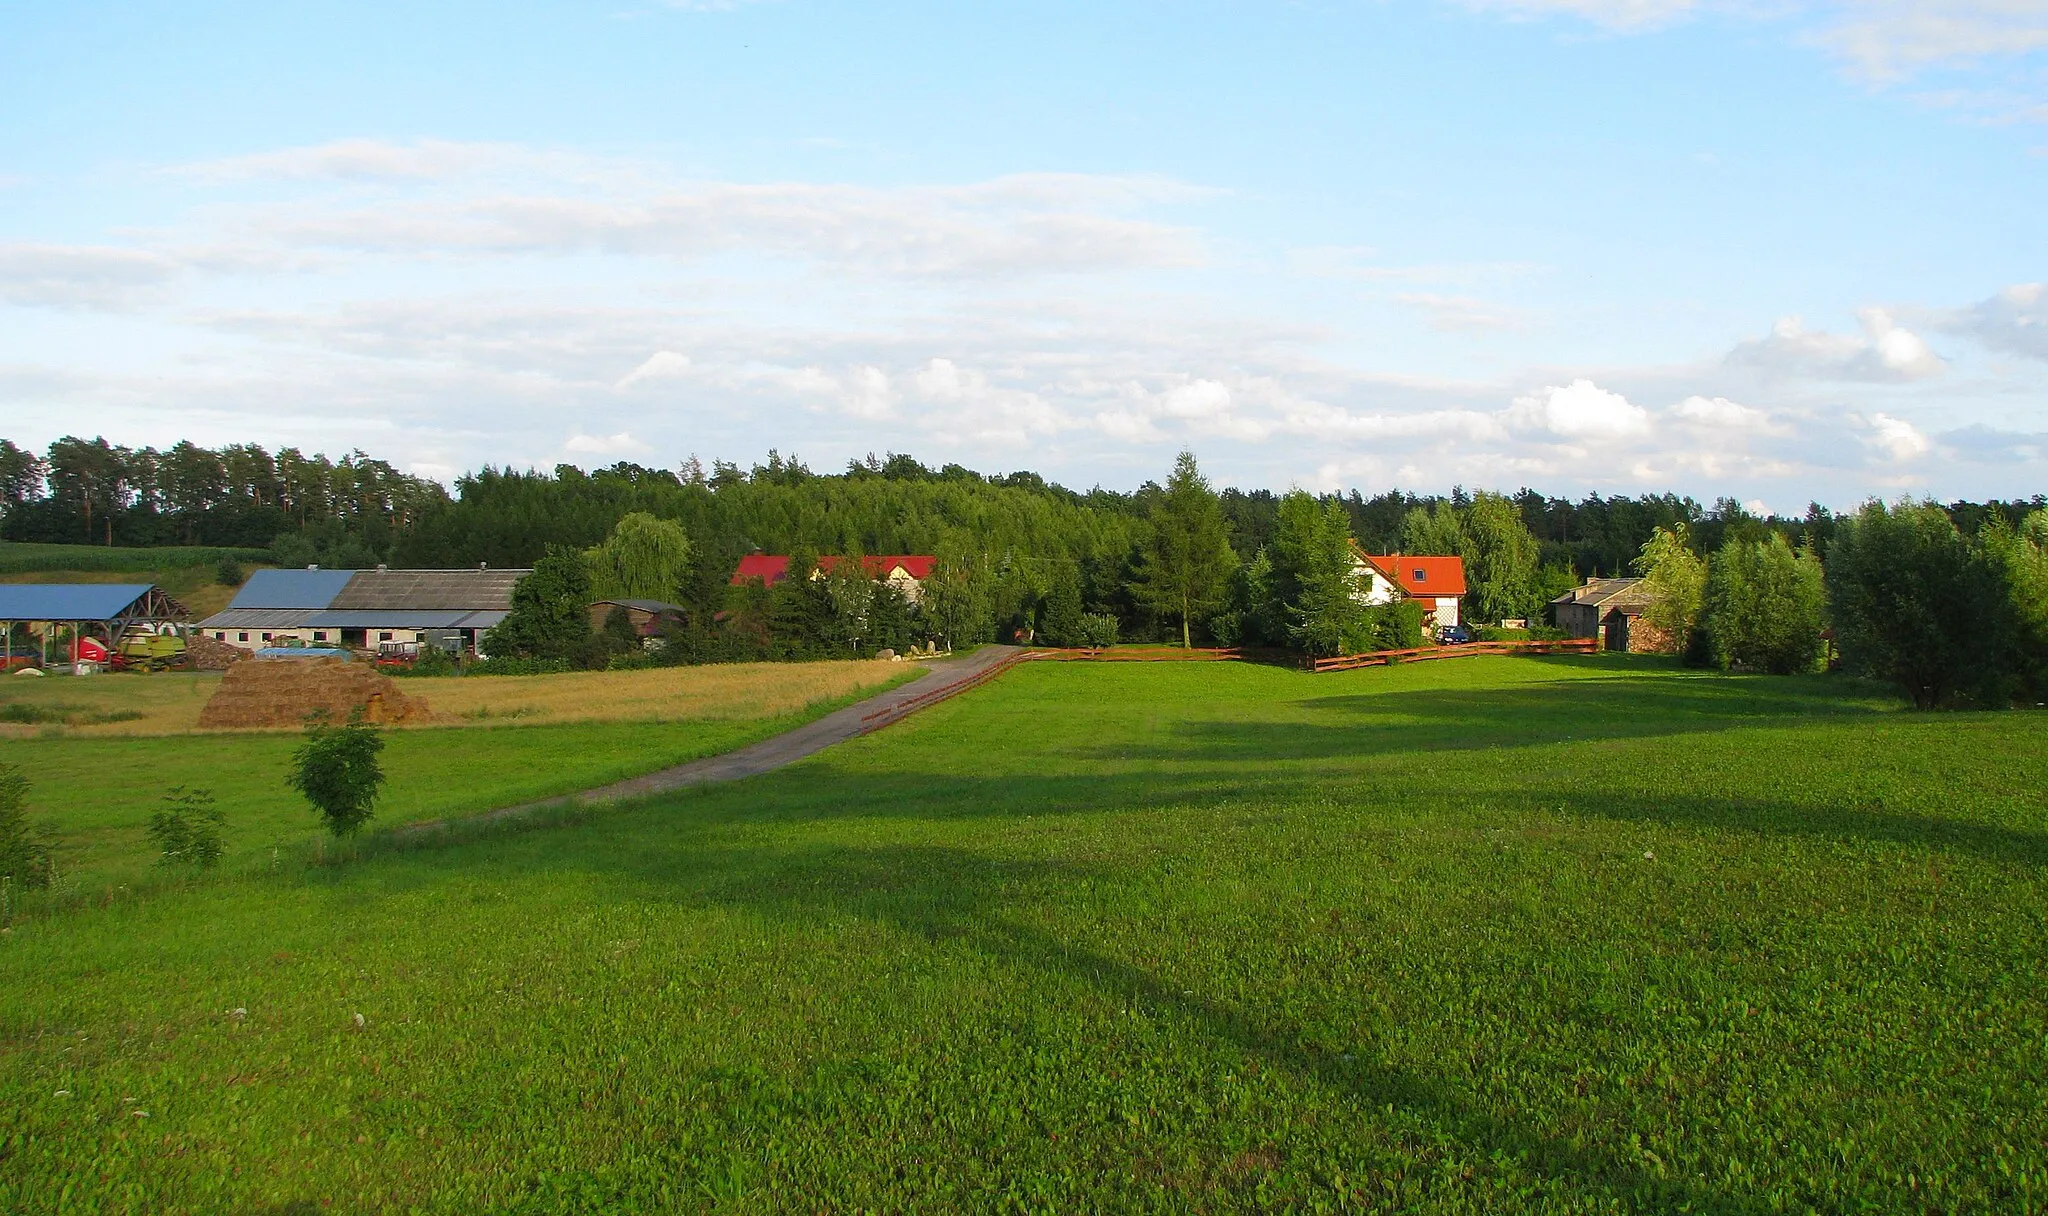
1436,625,1474,645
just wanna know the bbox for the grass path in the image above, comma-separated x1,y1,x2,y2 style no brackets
3,656,2045,1213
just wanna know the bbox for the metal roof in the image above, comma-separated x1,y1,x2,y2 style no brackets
196,608,323,629
329,569,528,611
227,568,360,610
1551,577,1651,608
301,609,508,629
0,583,166,622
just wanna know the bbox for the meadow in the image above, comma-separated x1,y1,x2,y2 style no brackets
1,655,2045,1213
0,661,915,888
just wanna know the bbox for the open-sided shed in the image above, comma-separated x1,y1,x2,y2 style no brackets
0,583,190,668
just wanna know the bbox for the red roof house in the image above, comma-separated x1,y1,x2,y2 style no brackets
730,555,938,602
1351,547,1467,629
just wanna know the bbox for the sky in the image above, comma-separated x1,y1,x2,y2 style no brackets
2,1,2045,510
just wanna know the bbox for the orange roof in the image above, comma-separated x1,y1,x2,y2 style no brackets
730,555,937,586
1357,550,1467,598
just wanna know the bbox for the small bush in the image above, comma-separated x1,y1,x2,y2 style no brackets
214,557,244,586
1077,613,1120,648
147,786,225,868
463,656,574,677
0,762,53,889
405,645,458,678
288,715,386,837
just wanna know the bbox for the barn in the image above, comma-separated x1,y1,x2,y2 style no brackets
197,565,528,657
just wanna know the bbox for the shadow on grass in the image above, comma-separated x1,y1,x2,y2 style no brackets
613,839,1768,1212
1083,672,1897,765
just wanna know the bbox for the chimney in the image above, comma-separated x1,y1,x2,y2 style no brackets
478,562,488,571
307,564,319,571
376,563,388,573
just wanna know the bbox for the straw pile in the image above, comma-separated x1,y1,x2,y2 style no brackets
198,658,431,728
185,633,247,671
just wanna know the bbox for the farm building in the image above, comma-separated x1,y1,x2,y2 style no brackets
730,555,937,605
1350,549,1466,629
197,565,529,657
1550,576,1668,652
589,598,686,638
0,583,189,670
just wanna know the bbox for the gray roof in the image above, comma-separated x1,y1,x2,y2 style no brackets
596,598,685,614
0,583,168,622
1550,577,1652,609
196,608,323,630
227,568,358,610
303,609,507,629
328,568,528,612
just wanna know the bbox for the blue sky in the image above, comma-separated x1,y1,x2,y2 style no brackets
2,0,2044,509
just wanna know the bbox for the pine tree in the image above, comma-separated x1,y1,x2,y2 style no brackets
1129,452,1236,648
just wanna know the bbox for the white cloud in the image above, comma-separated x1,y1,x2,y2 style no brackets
1670,394,1783,432
177,138,551,183
1505,378,1653,439
0,243,181,309
616,350,694,389
1726,309,1945,380
1395,292,1531,332
1861,411,1932,461
1816,1,2048,83
564,431,652,456
1454,0,1697,32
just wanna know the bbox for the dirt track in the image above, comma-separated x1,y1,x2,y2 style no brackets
400,646,1025,834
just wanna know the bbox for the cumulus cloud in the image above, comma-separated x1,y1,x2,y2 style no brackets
1860,411,1932,461
1816,1,2048,83
1725,309,1945,381
0,243,181,308
1505,379,1653,440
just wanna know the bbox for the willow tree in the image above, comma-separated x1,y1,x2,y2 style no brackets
585,511,692,602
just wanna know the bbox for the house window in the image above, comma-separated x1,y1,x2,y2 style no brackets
378,631,393,642
1413,568,1427,582
215,632,225,640
238,632,249,642
261,633,272,642
313,631,327,641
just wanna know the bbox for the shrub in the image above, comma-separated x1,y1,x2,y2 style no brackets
0,763,53,888
214,557,244,586
1703,535,1827,675
406,644,457,677
1826,500,2008,708
288,715,386,837
1077,613,1120,648
147,786,225,868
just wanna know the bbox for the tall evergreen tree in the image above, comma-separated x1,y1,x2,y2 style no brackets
1129,452,1236,648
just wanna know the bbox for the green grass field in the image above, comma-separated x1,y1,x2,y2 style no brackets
3,655,2045,1213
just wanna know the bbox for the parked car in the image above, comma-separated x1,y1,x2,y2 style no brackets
1436,624,1474,645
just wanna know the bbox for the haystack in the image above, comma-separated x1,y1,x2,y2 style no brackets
198,658,431,728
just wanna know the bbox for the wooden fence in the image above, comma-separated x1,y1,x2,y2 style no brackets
1308,637,1598,673
856,647,1040,731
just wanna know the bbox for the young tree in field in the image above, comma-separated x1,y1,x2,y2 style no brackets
147,787,225,869
484,545,595,661
1130,452,1236,647
1461,492,1541,625
289,716,385,837
0,762,52,889
1632,524,1708,653
1270,491,1368,656
1703,535,1827,674
585,512,692,602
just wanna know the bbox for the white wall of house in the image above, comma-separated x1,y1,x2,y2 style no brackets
1347,558,1461,628
208,627,422,651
